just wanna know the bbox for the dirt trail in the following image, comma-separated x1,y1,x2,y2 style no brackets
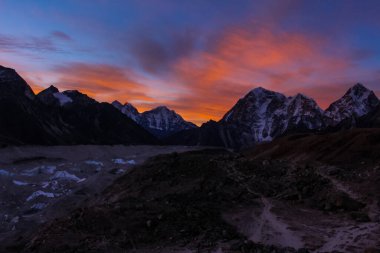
317,166,361,200
314,166,380,252
318,223,380,252
250,197,304,249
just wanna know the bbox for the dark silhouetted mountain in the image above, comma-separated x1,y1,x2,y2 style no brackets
164,120,224,146
113,103,197,138
0,66,59,145
0,65,157,145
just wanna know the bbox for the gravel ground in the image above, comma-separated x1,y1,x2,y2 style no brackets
0,145,204,248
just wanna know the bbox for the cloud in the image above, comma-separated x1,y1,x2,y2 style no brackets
51,62,154,103
51,31,72,41
152,26,375,124
0,34,62,53
127,29,197,74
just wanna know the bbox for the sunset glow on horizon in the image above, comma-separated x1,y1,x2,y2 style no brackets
1,0,380,125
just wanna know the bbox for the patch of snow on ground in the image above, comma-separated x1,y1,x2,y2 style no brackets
85,160,104,166
112,158,127,164
0,169,14,176
50,171,83,182
112,158,136,165
127,159,136,165
85,160,103,172
21,165,56,176
115,169,125,174
31,203,47,210
26,191,55,202
13,180,28,186
77,178,86,183
41,181,50,188
11,216,19,223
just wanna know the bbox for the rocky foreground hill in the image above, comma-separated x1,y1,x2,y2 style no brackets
3,128,377,253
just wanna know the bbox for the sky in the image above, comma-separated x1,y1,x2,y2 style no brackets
1,0,380,125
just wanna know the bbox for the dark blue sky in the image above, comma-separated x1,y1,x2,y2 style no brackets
1,0,380,124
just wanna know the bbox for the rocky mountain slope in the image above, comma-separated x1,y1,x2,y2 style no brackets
111,101,141,122
324,83,379,126
0,65,157,145
168,84,379,149
219,87,325,149
165,120,225,146
112,102,197,138
1,64,379,149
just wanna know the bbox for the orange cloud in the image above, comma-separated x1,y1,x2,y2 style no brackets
52,63,154,103
160,27,359,124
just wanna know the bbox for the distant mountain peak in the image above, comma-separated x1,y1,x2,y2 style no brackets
112,101,141,122
153,105,171,111
0,65,35,100
0,66,20,80
63,90,97,105
325,83,379,125
111,100,123,110
293,93,311,100
123,102,140,114
345,83,372,98
44,85,59,94
37,86,73,106
248,86,275,96
112,103,197,138
351,82,367,90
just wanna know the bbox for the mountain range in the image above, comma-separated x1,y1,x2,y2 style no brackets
168,83,380,149
111,101,197,138
1,64,379,148
0,65,156,145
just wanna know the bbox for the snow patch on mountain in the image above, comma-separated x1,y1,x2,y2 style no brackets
53,92,73,106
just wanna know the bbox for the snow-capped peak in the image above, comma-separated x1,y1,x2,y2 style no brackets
37,86,73,106
112,101,141,122
247,86,282,98
113,101,197,138
288,93,324,114
249,86,267,94
324,83,379,125
221,87,327,147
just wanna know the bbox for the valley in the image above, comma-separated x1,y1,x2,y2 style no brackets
0,130,378,252
1,66,380,252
